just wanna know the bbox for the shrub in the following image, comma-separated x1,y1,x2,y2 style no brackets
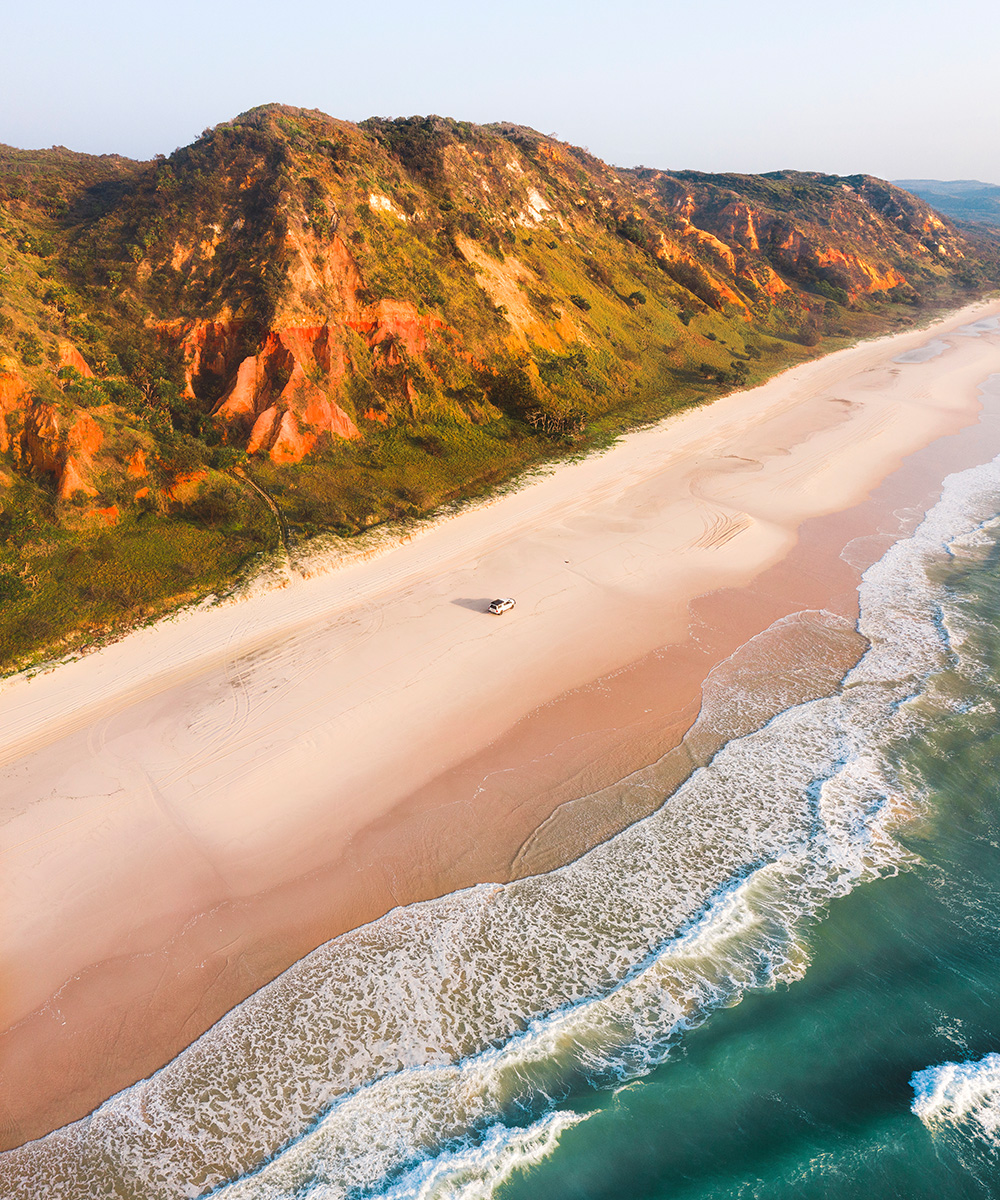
813,279,849,306
61,372,110,407
0,567,26,603
69,319,100,345
569,294,591,311
184,484,240,528
615,218,648,248
160,432,208,473
210,445,247,469
17,232,54,257
482,365,537,422
15,333,43,366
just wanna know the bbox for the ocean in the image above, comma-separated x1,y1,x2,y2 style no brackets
7,377,1000,1198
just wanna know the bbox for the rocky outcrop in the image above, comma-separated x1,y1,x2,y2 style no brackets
281,232,366,325
164,297,461,463
57,342,94,379
171,319,245,400
0,365,27,455
165,470,208,504
18,404,60,475
631,168,968,306
127,447,148,477
213,324,359,463
18,405,103,500
651,232,749,314
353,299,444,361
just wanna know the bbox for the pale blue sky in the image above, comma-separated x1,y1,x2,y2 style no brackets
2,0,998,182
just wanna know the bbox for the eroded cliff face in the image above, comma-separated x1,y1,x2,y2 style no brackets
106,108,978,471
165,292,458,464
0,343,113,502
0,362,27,456
631,169,962,306
175,320,356,461
18,403,103,501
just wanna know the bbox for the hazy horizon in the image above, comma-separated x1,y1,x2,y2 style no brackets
2,0,998,184
3,105,999,190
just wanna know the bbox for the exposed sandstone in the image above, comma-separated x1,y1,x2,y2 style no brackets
57,343,95,379
57,456,98,501
20,404,64,477
212,324,359,462
67,412,103,459
0,368,27,455
166,470,208,504
201,300,464,465
651,232,749,314
168,319,245,400
14,403,104,501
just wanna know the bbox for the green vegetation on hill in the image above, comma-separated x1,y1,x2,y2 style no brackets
1,107,998,673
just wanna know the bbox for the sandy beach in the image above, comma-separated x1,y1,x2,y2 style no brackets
2,299,1000,1148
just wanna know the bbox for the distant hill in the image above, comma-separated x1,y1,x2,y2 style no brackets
894,179,1000,226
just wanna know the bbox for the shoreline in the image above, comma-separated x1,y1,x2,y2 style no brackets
2,299,1000,1149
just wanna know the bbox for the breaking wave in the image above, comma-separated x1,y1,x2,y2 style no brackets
912,1054,1000,1144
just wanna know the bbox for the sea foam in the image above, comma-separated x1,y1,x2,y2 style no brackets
912,1054,1000,1141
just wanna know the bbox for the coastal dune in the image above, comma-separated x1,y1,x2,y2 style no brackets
2,300,1000,1146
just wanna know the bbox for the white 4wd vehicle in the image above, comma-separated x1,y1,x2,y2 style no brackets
488,597,516,615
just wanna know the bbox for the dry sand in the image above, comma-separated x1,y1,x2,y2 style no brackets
2,299,1000,1146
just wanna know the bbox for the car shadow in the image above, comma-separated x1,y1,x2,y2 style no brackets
452,598,496,612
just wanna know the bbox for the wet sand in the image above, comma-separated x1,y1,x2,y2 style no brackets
2,300,999,1148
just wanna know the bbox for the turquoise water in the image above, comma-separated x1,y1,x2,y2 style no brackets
500,737,1000,1198
495,484,1000,1200
8,438,1000,1197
